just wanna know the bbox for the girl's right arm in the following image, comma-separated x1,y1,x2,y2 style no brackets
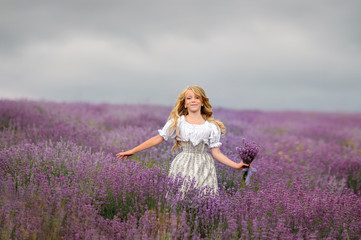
116,135,164,160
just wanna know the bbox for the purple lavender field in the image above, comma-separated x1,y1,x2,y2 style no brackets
1,99,361,239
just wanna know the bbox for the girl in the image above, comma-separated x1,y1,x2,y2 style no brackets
116,86,249,193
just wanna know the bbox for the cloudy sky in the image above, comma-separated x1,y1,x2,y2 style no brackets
1,1,360,113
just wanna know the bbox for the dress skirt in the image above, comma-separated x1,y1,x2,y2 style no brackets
168,142,218,194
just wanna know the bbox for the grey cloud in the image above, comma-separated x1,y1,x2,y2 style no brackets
1,0,361,112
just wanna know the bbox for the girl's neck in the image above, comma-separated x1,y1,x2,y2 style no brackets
185,112,205,124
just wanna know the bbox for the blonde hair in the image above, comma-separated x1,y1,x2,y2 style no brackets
167,85,226,153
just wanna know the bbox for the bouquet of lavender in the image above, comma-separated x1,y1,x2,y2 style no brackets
236,139,259,185
236,138,259,166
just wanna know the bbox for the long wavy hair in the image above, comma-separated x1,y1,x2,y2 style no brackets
167,86,226,153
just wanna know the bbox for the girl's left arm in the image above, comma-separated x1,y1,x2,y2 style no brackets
211,147,248,170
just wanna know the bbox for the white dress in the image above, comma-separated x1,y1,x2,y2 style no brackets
158,115,222,193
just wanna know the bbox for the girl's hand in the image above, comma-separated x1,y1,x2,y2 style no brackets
236,162,250,170
116,150,135,160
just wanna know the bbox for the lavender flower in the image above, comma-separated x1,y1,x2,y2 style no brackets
236,138,259,165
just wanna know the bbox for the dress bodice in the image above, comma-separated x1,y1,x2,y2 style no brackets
158,115,222,148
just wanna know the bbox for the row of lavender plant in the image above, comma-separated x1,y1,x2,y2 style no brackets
1,99,361,239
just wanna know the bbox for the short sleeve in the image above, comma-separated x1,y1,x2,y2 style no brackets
158,119,176,141
209,123,222,148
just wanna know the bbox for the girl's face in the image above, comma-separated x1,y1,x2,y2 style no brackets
184,90,202,113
